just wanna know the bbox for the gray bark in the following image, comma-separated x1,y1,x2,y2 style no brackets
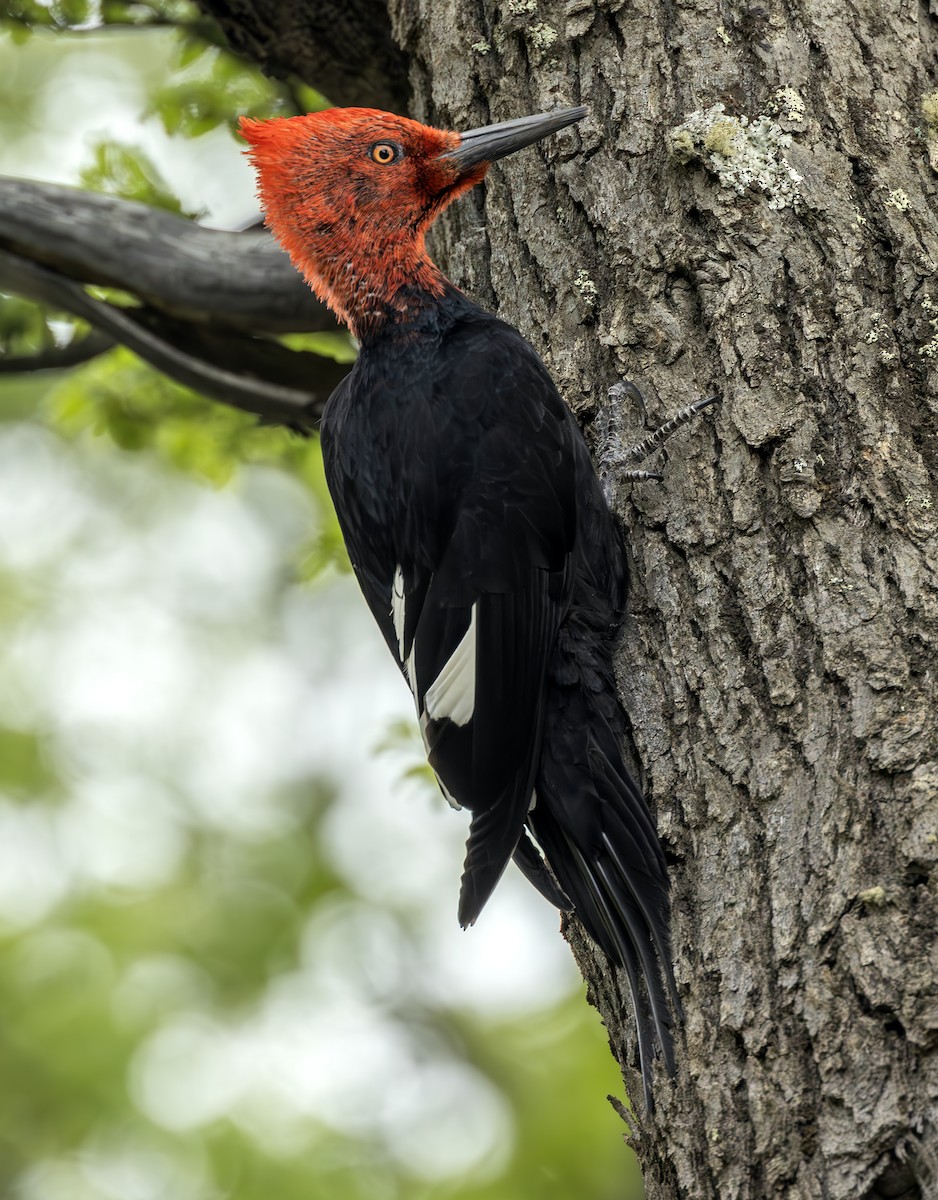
389,1,938,1197
0,177,333,334
0,248,343,422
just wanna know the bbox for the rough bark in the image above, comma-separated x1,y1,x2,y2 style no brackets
389,2,938,1197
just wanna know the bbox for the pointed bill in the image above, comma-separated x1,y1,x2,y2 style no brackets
440,106,588,171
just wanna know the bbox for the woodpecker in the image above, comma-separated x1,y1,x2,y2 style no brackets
241,105,694,1107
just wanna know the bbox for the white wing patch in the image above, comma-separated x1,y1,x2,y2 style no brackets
424,603,477,727
393,566,420,701
405,645,418,699
391,565,406,660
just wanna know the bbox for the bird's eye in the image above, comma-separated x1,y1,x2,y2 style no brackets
370,142,400,165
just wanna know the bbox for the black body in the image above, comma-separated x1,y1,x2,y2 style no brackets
321,286,676,1104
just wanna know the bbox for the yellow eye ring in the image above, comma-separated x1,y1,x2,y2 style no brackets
370,142,400,164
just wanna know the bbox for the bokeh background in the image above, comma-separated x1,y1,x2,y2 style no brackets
0,5,643,1197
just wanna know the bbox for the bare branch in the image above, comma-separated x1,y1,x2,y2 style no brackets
0,249,343,426
0,176,334,335
0,329,116,373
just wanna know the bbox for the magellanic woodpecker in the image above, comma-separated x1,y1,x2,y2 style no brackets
241,104,714,1108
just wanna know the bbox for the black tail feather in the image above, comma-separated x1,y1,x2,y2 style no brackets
530,676,678,1109
513,828,573,911
568,845,662,1112
602,830,683,1024
531,802,677,1108
594,855,676,1075
458,794,531,928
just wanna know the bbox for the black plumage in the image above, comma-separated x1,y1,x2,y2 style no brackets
242,103,682,1110
322,286,677,1106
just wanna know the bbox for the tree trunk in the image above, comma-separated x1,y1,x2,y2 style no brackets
385,1,938,1197
199,0,410,110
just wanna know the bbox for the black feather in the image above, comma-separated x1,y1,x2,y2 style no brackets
321,284,677,1107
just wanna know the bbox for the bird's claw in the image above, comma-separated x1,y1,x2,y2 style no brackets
598,384,720,503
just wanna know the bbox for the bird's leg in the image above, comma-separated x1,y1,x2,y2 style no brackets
598,383,720,496
620,394,721,465
620,467,665,483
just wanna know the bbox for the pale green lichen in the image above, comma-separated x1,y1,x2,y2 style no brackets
505,0,536,12
668,103,803,209
573,269,598,303
865,312,901,363
669,128,696,158
858,886,887,907
529,21,557,48
703,118,740,157
470,39,491,54
771,86,806,124
885,188,911,212
920,295,938,359
715,24,731,45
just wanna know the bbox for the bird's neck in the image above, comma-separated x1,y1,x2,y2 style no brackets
295,230,450,339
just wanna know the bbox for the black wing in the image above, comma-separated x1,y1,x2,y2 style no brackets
323,315,583,924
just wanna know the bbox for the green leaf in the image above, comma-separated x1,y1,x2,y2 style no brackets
280,331,359,364
0,296,56,356
79,139,196,216
291,81,331,114
173,29,209,68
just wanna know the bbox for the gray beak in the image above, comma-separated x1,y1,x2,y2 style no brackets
441,106,588,170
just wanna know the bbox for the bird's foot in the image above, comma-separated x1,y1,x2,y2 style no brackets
597,382,720,503
619,392,721,464
619,468,664,483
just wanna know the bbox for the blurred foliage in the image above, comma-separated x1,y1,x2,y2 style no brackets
372,718,438,791
0,295,59,356
4,0,212,36
48,347,350,576
0,8,644,1200
149,41,312,137
80,137,197,213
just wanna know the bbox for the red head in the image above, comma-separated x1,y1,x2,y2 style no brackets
240,106,586,337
